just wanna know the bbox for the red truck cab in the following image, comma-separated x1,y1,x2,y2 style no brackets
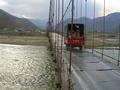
64,24,85,51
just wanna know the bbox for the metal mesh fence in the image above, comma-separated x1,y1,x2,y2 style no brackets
48,0,120,89
86,0,120,66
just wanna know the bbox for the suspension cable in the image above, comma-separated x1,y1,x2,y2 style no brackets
54,0,72,30
57,0,60,61
63,0,72,19
61,0,64,61
59,0,72,24
55,0,58,61
118,25,120,66
76,0,78,19
85,0,87,48
52,0,55,32
80,0,83,23
57,0,62,88
60,0,64,89
92,0,96,53
85,0,87,26
102,0,106,59
68,0,74,89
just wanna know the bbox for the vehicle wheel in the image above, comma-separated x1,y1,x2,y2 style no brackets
66,46,73,51
79,46,82,51
66,46,69,51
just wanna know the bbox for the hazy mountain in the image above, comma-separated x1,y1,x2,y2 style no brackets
94,12,120,33
60,12,120,33
30,19,47,29
0,9,39,32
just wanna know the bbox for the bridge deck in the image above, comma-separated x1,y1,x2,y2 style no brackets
63,50,120,90
50,33,120,90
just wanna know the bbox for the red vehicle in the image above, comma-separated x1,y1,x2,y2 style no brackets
64,24,85,51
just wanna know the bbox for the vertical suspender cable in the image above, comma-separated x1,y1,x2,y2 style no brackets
55,0,58,61
85,0,87,26
102,0,106,59
56,0,58,61
92,0,95,53
48,0,51,33
61,0,64,65
56,0,59,62
60,0,64,89
51,0,54,31
76,0,78,19
52,0,55,38
69,0,74,90
57,0,62,88
85,0,87,48
54,0,56,60
118,25,120,66
80,0,83,23
51,0,55,51
85,0,87,27
57,0,60,62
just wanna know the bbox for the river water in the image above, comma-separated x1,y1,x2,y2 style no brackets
87,47,120,62
0,44,57,90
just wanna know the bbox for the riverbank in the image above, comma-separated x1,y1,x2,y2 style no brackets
0,33,49,46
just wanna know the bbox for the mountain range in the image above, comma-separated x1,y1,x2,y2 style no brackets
30,19,47,30
60,12,120,33
0,9,120,33
0,9,39,32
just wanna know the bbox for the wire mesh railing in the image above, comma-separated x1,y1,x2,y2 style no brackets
87,0,120,66
48,0,74,89
48,0,120,89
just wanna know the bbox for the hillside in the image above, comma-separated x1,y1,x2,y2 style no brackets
0,9,39,32
60,12,120,33
30,19,47,29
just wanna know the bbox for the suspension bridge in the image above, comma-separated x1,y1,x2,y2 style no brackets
48,0,120,90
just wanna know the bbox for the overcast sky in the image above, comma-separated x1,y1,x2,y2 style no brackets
94,0,120,16
0,0,50,20
0,0,120,20
74,0,120,18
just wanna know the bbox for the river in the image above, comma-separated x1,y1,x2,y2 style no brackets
0,44,57,90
